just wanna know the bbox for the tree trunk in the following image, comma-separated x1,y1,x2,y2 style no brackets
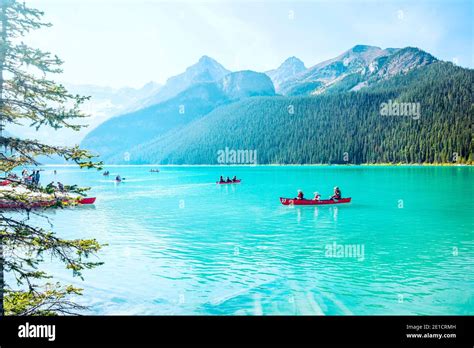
0,2,8,317
0,237,3,316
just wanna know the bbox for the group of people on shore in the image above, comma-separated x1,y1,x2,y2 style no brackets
4,169,68,193
21,169,41,186
46,181,65,192
218,175,239,183
296,186,342,201
20,168,67,192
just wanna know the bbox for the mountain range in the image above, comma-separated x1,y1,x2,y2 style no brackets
277,45,437,96
78,45,473,164
82,70,274,161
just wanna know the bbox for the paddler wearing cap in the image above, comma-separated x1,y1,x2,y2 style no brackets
330,186,341,200
296,189,304,200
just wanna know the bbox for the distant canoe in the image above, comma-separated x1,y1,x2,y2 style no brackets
280,197,351,206
216,180,241,185
0,197,96,209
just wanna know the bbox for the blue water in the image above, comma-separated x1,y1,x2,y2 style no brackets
11,165,474,315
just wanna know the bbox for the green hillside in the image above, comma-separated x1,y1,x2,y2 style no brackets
122,62,472,165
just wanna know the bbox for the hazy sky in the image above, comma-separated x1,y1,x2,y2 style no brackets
28,0,473,88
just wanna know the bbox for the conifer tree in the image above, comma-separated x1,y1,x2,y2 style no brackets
0,0,103,315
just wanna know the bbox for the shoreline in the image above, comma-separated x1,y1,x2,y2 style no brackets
37,163,473,168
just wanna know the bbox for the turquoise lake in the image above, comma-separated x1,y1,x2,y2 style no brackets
14,165,474,315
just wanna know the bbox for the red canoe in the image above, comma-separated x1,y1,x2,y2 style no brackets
280,197,351,206
0,180,11,186
0,197,96,209
78,197,96,205
216,180,241,185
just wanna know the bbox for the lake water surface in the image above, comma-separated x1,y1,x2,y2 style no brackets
16,165,473,315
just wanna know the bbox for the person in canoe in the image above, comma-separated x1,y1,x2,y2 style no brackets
226,176,232,183
313,192,321,201
116,175,122,182
219,176,225,183
330,186,342,200
296,190,304,200
232,175,238,182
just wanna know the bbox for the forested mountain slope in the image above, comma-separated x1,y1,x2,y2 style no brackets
119,62,472,165
81,71,275,161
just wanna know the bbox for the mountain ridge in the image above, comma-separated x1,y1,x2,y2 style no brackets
141,55,231,107
81,70,275,161
79,45,470,166
265,56,307,92
279,45,437,96
117,61,472,165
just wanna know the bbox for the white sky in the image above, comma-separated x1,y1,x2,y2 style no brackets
27,0,473,88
